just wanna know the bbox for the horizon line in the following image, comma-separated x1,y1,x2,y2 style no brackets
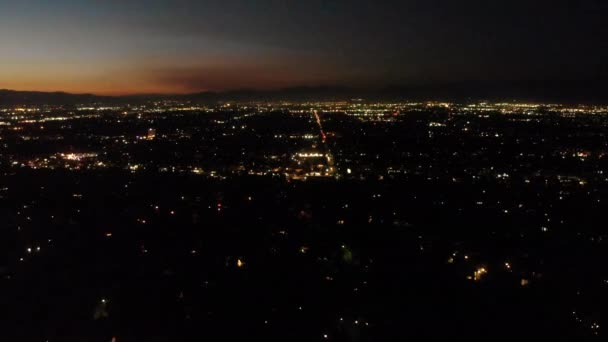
2,79,607,98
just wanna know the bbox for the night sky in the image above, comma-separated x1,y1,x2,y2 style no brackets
1,0,606,95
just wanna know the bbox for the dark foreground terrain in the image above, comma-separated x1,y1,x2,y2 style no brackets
1,101,607,339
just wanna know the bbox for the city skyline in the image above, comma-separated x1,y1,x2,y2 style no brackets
3,1,608,339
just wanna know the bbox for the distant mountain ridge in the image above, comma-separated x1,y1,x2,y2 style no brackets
1,80,607,105
0,89,114,105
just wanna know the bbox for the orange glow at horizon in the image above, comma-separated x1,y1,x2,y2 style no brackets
2,70,345,96
1,56,352,96
2,71,209,96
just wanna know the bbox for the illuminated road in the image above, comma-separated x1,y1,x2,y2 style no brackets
311,109,335,174
313,110,327,143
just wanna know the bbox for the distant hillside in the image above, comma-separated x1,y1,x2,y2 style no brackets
0,89,115,106
173,81,608,104
179,86,361,103
1,80,606,105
